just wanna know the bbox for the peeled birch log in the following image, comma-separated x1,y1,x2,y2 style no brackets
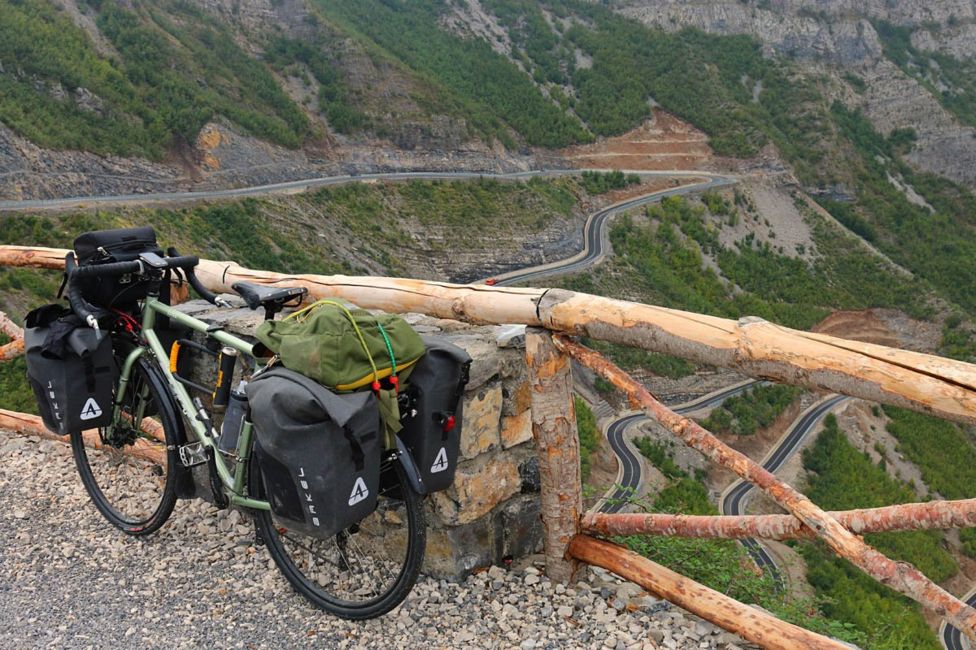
553,335,976,642
0,311,24,361
525,329,582,583
583,498,976,539
568,535,849,650
4,245,976,426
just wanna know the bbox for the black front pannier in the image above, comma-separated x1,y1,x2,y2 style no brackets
246,368,381,538
24,304,115,435
72,226,163,309
398,337,471,493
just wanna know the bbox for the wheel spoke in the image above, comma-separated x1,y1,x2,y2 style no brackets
255,459,426,618
72,355,176,536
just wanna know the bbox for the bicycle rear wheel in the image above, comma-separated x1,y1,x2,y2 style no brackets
251,453,426,619
71,353,180,535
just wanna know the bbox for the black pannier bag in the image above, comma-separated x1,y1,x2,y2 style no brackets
72,226,163,309
24,304,115,435
246,367,381,538
397,337,471,493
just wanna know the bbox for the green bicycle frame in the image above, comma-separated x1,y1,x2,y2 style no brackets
115,293,270,511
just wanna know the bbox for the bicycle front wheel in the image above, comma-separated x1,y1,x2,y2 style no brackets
71,354,180,535
251,453,426,619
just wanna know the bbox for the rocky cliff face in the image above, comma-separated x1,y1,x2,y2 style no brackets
615,0,975,64
613,0,976,189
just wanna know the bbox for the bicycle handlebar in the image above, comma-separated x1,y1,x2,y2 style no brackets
65,249,218,329
167,247,218,305
64,253,103,330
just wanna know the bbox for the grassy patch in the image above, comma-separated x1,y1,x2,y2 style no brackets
634,437,686,480
798,414,951,648
580,170,640,195
698,384,801,436
311,0,590,147
560,194,932,331
619,473,864,645
0,0,310,157
575,396,598,482
882,406,976,502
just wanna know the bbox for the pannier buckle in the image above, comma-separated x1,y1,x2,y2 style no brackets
178,441,209,467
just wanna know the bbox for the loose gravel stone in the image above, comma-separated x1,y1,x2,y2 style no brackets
0,430,758,649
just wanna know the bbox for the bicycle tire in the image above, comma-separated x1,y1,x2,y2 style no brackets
250,452,426,619
71,353,180,536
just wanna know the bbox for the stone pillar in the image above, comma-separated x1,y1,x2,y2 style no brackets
174,300,547,580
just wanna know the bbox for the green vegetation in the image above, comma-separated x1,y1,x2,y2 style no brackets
874,20,976,129
883,406,976,503
817,102,976,318
561,195,932,332
312,0,590,148
581,338,696,379
620,465,864,645
575,396,599,482
264,35,366,134
0,0,310,157
634,438,685,480
580,170,640,195
699,384,801,436
799,415,952,648
0,333,34,415
563,5,828,164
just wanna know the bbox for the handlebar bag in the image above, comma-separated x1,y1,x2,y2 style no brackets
396,337,471,493
24,304,115,435
246,367,381,539
72,227,163,309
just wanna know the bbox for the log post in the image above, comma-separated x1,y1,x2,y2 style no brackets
554,335,976,642
583,498,976,539
525,328,582,583
568,535,849,650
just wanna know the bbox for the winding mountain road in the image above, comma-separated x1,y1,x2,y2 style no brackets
943,591,976,650
0,169,729,212
595,391,848,588
597,381,760,514
493,174,733,286
719,394,848,587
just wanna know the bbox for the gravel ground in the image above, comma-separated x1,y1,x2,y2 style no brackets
0,430,752,649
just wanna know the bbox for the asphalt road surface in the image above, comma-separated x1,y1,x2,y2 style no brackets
0,169,728,212
719,394,849,588
597,382,760,515
493,175,734,287
943,591,976,650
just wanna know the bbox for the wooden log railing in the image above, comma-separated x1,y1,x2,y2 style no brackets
583,498,976,539
0,310,24,360
5,245,976,647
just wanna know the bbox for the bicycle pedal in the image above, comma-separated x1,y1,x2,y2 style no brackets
178,441,208,467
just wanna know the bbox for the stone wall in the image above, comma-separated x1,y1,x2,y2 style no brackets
173,298,542,580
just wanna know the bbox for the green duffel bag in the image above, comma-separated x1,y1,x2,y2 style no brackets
255,300,426,448
256,299,426,391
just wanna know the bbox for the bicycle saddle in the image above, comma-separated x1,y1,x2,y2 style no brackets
231,281,308,311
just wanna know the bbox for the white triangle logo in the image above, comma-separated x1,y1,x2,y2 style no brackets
80,397,103,421
430,447,449,474
348,476,369,506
